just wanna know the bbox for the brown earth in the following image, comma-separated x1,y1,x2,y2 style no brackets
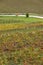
0,0,43,14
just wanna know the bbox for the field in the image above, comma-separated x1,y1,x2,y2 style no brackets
0,16,43,65
0,0,43,14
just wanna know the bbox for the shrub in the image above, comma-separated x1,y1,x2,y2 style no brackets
26,13,29,18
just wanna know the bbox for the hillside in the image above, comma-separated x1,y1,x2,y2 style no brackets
0,0,43,14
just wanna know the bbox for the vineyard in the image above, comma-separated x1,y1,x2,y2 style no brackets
0,16,43,65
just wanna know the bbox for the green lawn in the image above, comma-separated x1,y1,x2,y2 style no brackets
0,16,43,24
